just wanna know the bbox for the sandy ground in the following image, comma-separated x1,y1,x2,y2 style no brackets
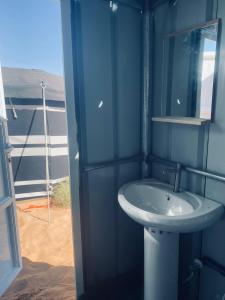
1,199,76,300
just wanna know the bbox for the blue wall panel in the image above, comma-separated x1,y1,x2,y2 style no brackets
117,162,143,275
116,5,142,158
12,157,46,181
7,109,44,136
73,0,143,294
78,0,144,287
199,0,225,299
150,0,225,299
6,103,69,199
85,167,117,286
80,0,114,164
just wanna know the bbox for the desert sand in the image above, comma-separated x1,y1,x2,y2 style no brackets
1,199,76,300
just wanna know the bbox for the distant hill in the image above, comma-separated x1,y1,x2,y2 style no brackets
1,67,65,101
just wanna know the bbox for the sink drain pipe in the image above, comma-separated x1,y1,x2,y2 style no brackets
183,257,225,285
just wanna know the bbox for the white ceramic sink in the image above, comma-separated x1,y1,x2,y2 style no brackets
118,179,224,233
118,179,224,300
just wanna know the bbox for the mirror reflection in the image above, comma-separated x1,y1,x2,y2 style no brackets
162,21,219,120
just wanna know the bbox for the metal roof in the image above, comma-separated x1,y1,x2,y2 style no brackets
2,67,65,101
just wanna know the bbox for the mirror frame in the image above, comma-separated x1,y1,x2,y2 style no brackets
161,18,222,123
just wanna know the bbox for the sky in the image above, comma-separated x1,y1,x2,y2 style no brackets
204,38,217,52
0,0,63,75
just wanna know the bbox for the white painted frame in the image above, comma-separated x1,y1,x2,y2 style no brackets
0,116,22,296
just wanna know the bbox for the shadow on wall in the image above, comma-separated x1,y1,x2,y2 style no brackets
2,257,76,300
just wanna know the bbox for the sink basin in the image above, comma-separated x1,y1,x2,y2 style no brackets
118,179,224,300
118,179,224,233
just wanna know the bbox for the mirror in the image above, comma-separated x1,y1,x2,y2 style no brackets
161,19,220,121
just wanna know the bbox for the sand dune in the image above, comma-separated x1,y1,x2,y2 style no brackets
1,199,76,300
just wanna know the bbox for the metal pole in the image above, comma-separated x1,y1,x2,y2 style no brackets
149,154,225,184
41,81,51,224
142,3,151,178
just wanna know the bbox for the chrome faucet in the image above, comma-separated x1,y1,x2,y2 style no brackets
163,163,182,193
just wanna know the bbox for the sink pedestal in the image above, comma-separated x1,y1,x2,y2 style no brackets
144,228,179,300
119,180,224,299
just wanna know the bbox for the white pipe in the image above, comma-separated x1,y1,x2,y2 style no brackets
41,81,51,224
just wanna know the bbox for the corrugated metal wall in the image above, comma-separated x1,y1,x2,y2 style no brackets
66,0,144,297
63,0,225,299
151,0,225,299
